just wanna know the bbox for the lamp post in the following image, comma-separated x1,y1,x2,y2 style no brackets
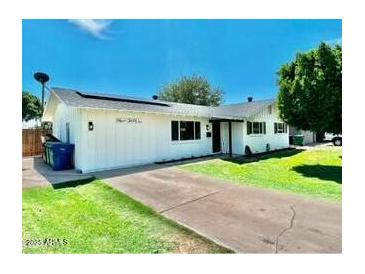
33,72,50,110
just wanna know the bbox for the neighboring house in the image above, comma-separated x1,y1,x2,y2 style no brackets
22,118,41,129
43,88,289,173
288,126,316,145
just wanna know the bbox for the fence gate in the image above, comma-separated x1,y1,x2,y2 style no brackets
22,129,52,157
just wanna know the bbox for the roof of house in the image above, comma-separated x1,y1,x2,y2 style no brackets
44,87,275,120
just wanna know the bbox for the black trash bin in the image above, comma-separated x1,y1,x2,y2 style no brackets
44,142,59,165
293,135,304,146
289,135,294,145
43,135,61,163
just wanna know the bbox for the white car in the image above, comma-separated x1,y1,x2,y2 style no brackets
324,133,342,146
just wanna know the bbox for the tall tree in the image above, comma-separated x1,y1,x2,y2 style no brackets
22,91,42,121
158,75,224,106
277,42,342,134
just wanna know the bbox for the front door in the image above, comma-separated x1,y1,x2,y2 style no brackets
212,121,221,153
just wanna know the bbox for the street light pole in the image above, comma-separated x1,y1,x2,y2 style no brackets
33,72,50,111
41,83,45,110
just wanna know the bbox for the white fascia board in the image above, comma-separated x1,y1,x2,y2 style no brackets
70,106,247,121
69,105,216,119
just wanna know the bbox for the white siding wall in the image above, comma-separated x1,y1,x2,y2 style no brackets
232,122,244,154
77,109,213,173
52,104,82,168
243,104,289,153
52,103,67,142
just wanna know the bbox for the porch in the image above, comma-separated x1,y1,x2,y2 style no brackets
210,118,244,157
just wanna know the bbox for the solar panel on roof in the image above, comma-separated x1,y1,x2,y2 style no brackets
83,91,145,101
76,91,170,107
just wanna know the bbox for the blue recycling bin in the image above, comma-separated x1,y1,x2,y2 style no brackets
44,142,74,170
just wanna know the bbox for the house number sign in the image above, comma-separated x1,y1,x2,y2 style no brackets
116,117,142,123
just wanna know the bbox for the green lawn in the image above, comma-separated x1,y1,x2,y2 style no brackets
181,147,342,201
22,180,229,254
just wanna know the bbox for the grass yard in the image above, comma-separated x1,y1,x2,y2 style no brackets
22,180,230,254
181,146,342,201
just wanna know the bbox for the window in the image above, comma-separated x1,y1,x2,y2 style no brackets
252,122,260,134
180,121,194,140
247,121,252,135
247,121,266,135
171,121,179,141
274,122,287,134
171,120,201,141
195,122,201,140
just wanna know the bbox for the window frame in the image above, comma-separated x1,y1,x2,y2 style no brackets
274,122,287,134
247,121,266,135
171,120,202,141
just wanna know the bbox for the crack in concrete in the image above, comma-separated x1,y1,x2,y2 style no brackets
275,205,296,253
158,189,223,214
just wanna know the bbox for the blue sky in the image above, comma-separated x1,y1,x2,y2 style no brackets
22,19,341,104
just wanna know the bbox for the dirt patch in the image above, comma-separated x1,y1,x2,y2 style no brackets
169,232,232,254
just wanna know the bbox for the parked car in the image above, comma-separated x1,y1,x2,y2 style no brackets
324,133,342,146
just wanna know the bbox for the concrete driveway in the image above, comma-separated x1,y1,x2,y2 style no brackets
96,166,341,253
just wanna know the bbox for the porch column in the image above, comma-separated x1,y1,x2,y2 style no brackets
228,121,232,157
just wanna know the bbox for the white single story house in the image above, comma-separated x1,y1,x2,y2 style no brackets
43,88,289,173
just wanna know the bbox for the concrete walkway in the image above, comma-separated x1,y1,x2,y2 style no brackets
22,156,94,188
98,167,342,253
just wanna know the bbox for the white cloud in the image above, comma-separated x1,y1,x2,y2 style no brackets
68,19,112,39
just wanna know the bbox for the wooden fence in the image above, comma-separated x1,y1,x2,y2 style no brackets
22,129,52,157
